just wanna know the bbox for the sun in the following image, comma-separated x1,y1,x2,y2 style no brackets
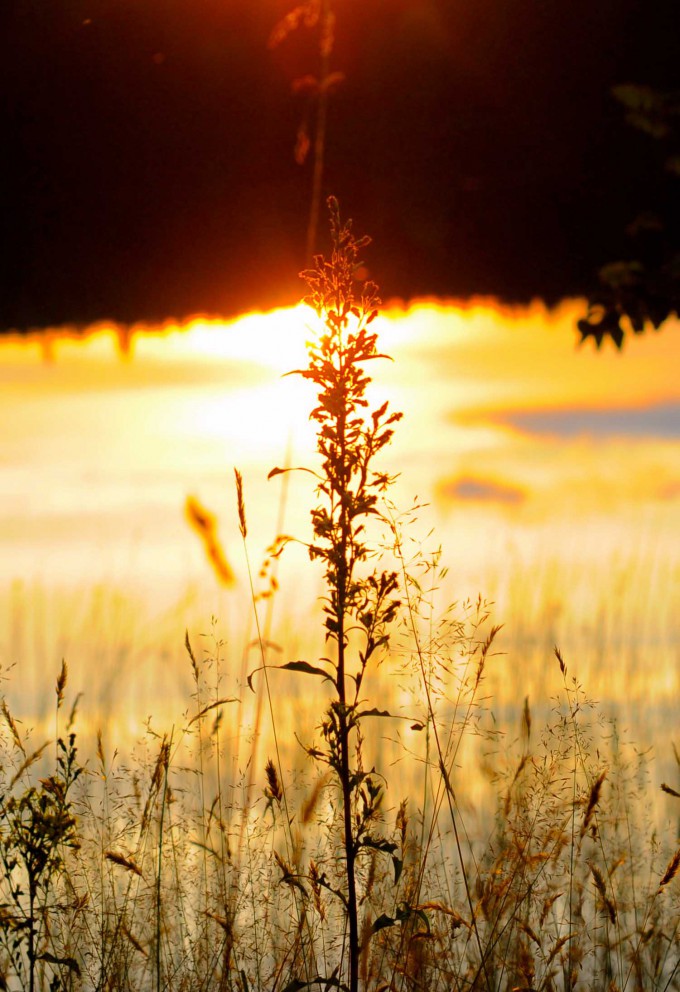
179,304,314,374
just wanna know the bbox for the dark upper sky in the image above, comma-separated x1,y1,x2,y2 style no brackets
3,0,679,330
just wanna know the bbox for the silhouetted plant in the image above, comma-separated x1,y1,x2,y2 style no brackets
258,196,405,992
0,664,83,992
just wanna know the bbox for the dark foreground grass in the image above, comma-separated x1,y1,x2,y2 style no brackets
1,202,679,992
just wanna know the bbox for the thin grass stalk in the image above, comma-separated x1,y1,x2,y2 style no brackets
559,653,578,992
561,656,628,990
305,0,332,260
155,732,171,992
211,639,230,928
235,468,314,987
186,628,212,977
391,520,492,992
238,434,292,835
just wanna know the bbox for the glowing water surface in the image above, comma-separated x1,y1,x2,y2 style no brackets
1,300,678,786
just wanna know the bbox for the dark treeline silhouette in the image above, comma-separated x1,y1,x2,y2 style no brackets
578,84,679,348
3,0,679,336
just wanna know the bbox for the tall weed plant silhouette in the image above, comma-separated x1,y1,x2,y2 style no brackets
253,196,406,992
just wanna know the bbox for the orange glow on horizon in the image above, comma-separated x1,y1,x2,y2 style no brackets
2,297,678,531
1,298,678,729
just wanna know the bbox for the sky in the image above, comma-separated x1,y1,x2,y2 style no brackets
4,0,680,329
2,1,679,776
2,300,678,594
1,301,678,733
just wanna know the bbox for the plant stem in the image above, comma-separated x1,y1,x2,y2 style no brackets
156,732,172,992
336,352,360,992
28,883,36,992
305,0,332,260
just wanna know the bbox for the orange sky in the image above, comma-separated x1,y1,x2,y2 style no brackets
2,298,678,589
1,299,679,736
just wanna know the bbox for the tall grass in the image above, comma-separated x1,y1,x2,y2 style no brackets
1,202,679,991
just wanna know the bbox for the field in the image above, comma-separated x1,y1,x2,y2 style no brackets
1,208,679,991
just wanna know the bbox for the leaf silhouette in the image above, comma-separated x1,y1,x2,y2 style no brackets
187,698,238,726
280,660,334,682
355,707,393,719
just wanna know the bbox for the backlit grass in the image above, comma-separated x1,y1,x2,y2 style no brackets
1,202,678,991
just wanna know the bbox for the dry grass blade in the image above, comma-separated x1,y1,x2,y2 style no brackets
265,757,283,803
505,754,529,816
518,921,541,946
140,736,169,834
274,850,308,896
122,924,148,956
540,892,563,927
56,659,67,708
300,773,329,825
546,934,574,966
661,782,680,798
581,770,607,838
418,902,469,929
96,730,105,771
186,698,238,727
588,861,616,923
105,851,144,878
521,695,531,745
185,629,199,683
9,740,51,788
67,691,81,731
191,840,222,859
2,700,25,755
205,911,232,934
151,737,169,792
234,468,247,539
185,494,236,586
658,848,680,890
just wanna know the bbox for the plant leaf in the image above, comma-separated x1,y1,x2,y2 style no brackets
281,977,348,992
187,698,238,726
279,660,334,682
105,852,144,877
371,913,397,935
268,465,321,480
38,952,81,976
360,836,398,856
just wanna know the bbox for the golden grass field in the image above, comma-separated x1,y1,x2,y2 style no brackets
1,287,679,990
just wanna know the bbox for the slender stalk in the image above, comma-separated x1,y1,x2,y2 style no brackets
388,518,494,991
155,732,172,992
335,347,360,992
28,882,36,992
236,469,314,987
289,199,400,992
305,0,332,260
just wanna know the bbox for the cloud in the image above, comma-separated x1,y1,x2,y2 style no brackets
437,475,526,507
455,401,680,441
475,401,680,439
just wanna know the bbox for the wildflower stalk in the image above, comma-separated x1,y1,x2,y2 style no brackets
269,197,402,992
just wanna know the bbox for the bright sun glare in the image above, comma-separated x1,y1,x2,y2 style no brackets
170,304,313,374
